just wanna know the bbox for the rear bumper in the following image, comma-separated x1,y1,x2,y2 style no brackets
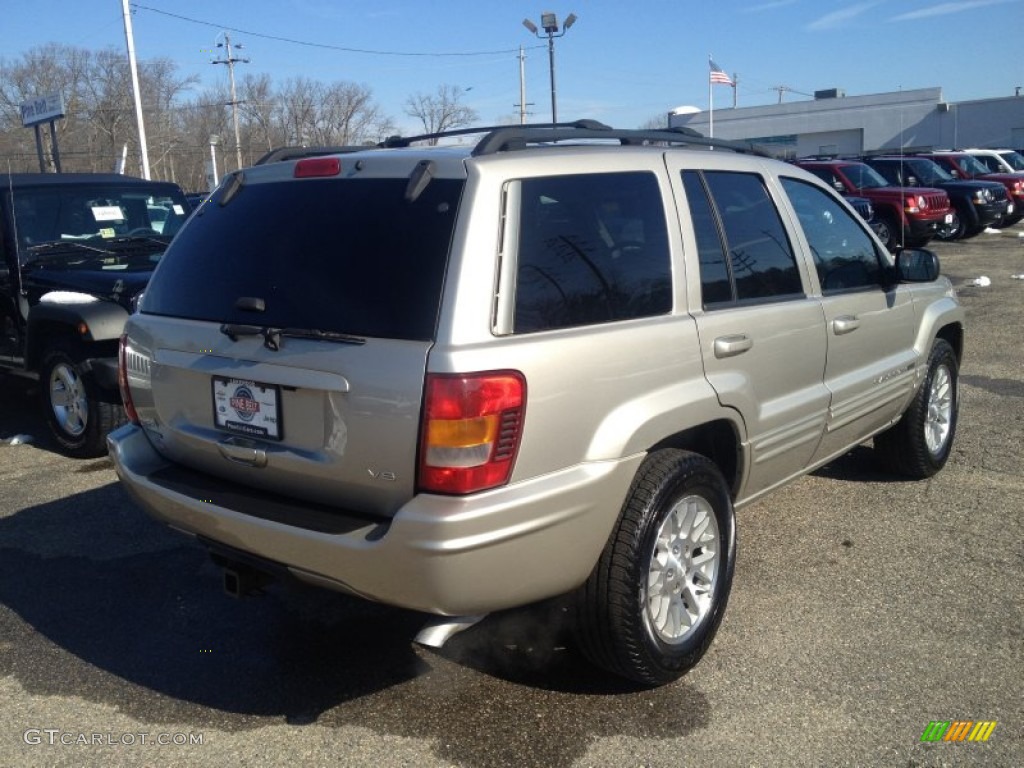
107,423,642,616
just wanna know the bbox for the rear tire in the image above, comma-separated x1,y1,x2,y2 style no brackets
875,339,958,478
40,347,124,458
573,450,736,686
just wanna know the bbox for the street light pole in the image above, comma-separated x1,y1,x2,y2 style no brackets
522,12,577,125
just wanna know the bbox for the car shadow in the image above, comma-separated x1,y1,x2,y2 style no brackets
0,375,58,453
0,480,710,765
810,444,912,484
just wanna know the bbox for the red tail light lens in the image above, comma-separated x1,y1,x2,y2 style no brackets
418,371,526,495
118,334,140,425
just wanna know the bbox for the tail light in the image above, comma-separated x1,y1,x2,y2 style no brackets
418,371,526,495
118,333,140,425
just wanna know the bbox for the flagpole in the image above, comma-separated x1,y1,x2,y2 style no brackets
708,54,714,139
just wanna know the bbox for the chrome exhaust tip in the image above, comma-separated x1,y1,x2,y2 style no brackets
414,615,486,648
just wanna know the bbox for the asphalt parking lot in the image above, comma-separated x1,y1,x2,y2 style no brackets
1,227,1022,768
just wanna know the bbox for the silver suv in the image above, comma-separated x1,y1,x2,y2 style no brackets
108,122,964,686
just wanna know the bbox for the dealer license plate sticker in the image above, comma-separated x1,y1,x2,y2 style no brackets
944,213,954,224
212,377,282,440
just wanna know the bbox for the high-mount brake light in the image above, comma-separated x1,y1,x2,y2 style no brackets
418,371,526,495
294,157,341,178
118,334,140,425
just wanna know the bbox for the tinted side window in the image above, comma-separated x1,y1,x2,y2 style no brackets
804,167,845,193
514,172,671,333
702,171,803,302
681,171,732,306
973,155,999,172
781,177,884,292
870,163,901,185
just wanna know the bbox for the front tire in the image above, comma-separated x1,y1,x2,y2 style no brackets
873,214,899,252
935,209,966,241
875,339,958,478
40,347,124,458
573,450,737,686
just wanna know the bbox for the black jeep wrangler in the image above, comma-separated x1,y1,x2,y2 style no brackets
1,173,190,456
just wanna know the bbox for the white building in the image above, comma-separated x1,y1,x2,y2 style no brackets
669,87,1024,158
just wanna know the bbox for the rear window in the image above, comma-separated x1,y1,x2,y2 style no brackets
141,176,463,341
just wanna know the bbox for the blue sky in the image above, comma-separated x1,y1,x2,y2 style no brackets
2,0,1022,133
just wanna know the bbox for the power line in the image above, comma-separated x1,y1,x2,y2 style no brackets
130,3,543,58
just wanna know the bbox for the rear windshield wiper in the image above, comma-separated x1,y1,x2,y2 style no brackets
219,324,366,350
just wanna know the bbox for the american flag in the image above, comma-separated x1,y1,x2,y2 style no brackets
709,59,733,86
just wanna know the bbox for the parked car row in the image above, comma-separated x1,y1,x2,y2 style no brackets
794,147,1019,249
793,148,1024,250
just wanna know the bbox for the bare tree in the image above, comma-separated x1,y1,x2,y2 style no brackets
238,73,280,154
0,43,91,171
404,84,478,144
638,113,670,130
0,43,394,182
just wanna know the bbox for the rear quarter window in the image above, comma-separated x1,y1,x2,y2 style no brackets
512,171,672,333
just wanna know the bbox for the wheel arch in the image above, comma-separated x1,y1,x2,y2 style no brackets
649,419,743,498
26,301,127,371
584,379,746,500
935,320,964,366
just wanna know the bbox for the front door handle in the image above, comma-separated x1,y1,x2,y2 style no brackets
714,334,753,358
832,315,861,335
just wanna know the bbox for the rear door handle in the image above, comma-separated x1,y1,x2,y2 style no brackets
832,315,861,335
714,334,753,358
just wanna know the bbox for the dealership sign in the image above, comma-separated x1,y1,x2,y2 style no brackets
20,92,65,127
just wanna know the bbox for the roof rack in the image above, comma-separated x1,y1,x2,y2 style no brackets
380,119,769,157
254,145,369,165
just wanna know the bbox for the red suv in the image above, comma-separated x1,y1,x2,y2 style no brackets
795,159,953,251
915,151,1023,227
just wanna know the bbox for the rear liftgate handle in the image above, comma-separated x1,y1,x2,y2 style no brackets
217,436,268,468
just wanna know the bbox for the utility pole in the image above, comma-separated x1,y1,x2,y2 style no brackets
212,32,248,171
515,46,534,124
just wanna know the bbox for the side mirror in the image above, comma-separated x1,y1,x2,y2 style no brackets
896,248,940,282
907,176,919,187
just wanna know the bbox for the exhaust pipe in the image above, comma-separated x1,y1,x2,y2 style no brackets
414,614,486,648
222,563,272,598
